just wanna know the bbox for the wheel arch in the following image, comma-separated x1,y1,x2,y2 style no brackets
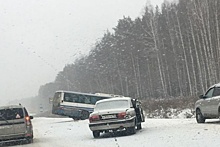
195,107,204,116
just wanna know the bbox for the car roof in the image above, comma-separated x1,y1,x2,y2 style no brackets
209,83,220,89
0,105,24,110
96,97,131,104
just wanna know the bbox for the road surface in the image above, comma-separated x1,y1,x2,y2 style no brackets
12,117,220,147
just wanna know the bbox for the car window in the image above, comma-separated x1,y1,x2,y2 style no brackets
95,100,129,111
205,88,214,98
212,87,220,97
0,108,24,120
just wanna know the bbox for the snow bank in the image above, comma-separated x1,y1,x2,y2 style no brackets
146,108,195,119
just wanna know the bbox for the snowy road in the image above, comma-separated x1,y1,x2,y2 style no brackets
15,117,220,147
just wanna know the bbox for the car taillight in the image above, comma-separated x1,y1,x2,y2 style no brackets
118,112,126,119
89,115,100,122
25,116,30,121
25,116,31,126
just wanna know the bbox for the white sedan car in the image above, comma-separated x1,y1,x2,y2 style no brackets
88,97,145,138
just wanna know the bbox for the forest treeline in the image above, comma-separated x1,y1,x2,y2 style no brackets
38,0,220,102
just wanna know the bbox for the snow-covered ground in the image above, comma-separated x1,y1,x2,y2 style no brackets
15,117,220,147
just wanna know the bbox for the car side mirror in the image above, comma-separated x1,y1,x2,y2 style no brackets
199,95,207,99
30,116,33,119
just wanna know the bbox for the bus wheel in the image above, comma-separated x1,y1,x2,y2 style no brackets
81,110,90,120
72,118,79,121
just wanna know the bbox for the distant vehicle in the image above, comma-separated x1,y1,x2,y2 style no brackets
0,105,34,145
52,90,117,120
195,83,220,123
88,97,145,138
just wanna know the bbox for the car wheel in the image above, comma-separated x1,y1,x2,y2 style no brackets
93,131,100,138
81,110,90,120
25,137,33,144
196,109,205,123
126,127,136,135
137,123,142,130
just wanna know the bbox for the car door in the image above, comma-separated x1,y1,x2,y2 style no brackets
210,87,220,116
201,88,214,116
0,108,15,138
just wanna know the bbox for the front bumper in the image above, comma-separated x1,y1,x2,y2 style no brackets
89,117,135,131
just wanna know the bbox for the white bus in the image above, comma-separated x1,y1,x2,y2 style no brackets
52,90,115,120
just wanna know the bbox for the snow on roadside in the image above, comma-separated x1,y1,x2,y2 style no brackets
147,108,195,119
175,109,195,118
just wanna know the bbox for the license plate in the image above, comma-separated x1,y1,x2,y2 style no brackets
101,114,116,119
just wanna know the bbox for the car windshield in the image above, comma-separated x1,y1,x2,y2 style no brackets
94,100,129,111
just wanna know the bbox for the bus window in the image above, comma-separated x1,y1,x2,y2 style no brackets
90,96,105,104
90,96,97,104
72,96,78,102
84,95,91,104
97,97,106,101
78,95,85,103
64,96,70,102
64,93,78,102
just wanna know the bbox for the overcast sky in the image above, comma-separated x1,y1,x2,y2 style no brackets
0,0,164,105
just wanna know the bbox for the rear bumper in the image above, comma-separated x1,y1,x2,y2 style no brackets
89,117,135,131
0,133,33,143
0,138,27,145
